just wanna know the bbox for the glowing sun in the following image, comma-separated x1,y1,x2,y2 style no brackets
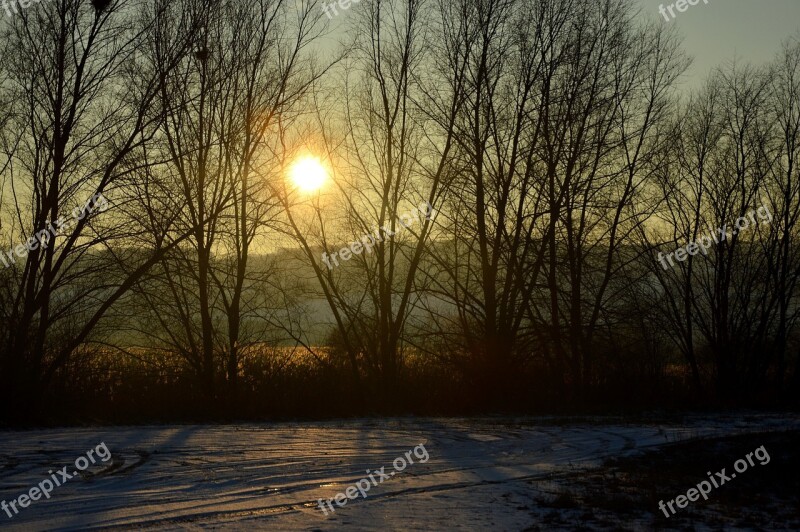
289,156,328,193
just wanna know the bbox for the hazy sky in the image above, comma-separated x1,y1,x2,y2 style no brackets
320,1,800,92
635,0,800,89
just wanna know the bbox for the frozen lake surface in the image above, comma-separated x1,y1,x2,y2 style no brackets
0,414,797,530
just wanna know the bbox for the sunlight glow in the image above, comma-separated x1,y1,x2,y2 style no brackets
289,156,328,193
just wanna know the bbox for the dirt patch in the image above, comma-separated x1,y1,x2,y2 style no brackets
529,430,800,530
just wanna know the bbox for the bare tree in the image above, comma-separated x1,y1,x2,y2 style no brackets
278,0,469,408
130,0,324,404
0,0,212,421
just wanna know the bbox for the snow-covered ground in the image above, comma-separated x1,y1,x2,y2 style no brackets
0,414,797,530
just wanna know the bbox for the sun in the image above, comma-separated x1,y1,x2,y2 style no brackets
289,156,328,193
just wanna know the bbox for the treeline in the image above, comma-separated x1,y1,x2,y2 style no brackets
1,0,799,424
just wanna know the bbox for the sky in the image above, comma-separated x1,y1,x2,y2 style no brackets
319,0,800,92
635,0,800,89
